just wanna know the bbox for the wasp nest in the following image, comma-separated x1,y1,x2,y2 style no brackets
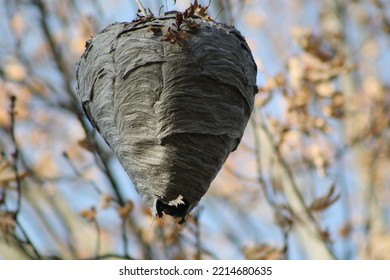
76,9,257,223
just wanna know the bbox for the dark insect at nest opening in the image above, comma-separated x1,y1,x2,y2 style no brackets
156,198,190,224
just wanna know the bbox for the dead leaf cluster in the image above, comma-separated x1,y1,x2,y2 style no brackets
183,0,212,21
161,27,190,48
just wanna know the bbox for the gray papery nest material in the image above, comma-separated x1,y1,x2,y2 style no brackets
76,13,257,224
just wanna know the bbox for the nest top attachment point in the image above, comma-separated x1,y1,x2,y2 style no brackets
76,8,257,224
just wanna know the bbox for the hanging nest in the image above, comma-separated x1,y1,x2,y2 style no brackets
76,9,257,224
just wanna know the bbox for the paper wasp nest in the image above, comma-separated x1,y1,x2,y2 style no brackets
76,11,257,223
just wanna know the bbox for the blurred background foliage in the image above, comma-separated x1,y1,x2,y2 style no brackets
0,0,389,259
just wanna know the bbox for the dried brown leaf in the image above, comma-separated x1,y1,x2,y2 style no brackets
195,6,211,20
274,211,293,229
0,170,28,187
161,27,190,48
318,229,332,243
183,0,211,21
0,211,16,238
309,184,340,212
80,207,96,222
305,63,355,82
292,27,335,61
117,201,134,219
175,12,184,30
339,223,352,238
185,20,200,32
78,137,94,153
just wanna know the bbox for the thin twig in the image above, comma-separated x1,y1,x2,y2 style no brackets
281,227,290,259
8,96,42,259
12,238,36,259
9,96,22,216
62,151,103,197
193,211,202,260
135,0,147,17
215,7,224,21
